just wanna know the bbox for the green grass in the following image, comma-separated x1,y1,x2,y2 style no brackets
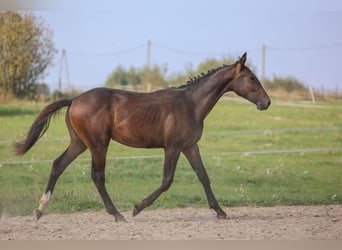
0,98,341,216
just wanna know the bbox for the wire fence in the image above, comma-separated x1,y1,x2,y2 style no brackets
1,147,342,166
1,126,341,166
1,126,341,145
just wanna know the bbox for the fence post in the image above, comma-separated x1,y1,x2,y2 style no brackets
308,85,316,104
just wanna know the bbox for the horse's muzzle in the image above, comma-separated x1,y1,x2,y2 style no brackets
257,99,271,110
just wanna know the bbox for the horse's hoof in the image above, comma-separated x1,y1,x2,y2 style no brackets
115,214,127,223
34,209,43,221
217,213,228,220
132,205,140,217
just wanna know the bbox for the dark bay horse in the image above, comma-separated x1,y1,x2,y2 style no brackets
15,52,270,222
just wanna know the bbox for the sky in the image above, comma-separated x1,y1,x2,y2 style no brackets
16,0,342,92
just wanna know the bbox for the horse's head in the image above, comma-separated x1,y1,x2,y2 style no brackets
229,52,271,110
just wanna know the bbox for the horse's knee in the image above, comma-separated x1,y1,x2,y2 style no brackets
91,172,102,182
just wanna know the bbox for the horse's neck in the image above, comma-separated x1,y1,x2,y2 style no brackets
188,66,235,122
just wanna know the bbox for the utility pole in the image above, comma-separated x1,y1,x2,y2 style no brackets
261,44,266,81
146,39,151,68
58,49,70,92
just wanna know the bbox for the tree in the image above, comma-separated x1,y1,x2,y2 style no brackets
106,66,129,87
0,12,56,100
105,64,168,89
126,66,141,86
140,64,168,88
263,75,306,92
106,66,141,88
105,55,255,90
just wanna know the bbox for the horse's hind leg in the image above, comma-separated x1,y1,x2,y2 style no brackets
35,142,86,220
35,139,86,220
90,148,126,222
35,117,87,220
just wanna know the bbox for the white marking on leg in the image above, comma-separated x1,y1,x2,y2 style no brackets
37,191,51,212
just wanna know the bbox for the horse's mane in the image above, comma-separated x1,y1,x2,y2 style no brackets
175,63,233,89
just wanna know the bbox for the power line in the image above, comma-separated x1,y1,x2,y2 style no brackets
152,42,260,56
260,41,342,83
152,42,221,56
67,44,146,57
147,41,342,57
267,41,342,51
63,40,342,59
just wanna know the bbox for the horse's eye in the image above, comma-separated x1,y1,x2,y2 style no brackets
249,76,255,81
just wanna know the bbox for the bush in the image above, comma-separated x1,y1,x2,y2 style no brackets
263,76,306,92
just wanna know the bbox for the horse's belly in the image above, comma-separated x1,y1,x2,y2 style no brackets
111,128,163,149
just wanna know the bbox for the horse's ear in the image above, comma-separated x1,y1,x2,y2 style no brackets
236,52,247,73
240,52,247,65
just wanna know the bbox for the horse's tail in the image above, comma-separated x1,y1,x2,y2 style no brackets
14,99,72,156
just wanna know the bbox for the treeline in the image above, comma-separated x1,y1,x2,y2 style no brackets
105,57,307,92
263,75,307,92
105,56,238,89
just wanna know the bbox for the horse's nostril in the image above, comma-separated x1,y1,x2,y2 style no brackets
267,100,271,108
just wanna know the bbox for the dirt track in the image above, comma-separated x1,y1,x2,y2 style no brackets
0,205,341,240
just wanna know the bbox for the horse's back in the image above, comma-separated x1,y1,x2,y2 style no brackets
67,87,199,149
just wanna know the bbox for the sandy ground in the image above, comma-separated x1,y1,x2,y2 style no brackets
0,205,341,240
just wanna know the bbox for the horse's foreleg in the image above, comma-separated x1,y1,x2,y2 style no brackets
183,144,227,219
133,147,181,217
90,151,126,222
35,141,86,220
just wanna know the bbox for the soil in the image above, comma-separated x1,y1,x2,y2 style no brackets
0,205,341,240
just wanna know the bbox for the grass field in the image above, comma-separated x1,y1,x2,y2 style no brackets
0,97,341,216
